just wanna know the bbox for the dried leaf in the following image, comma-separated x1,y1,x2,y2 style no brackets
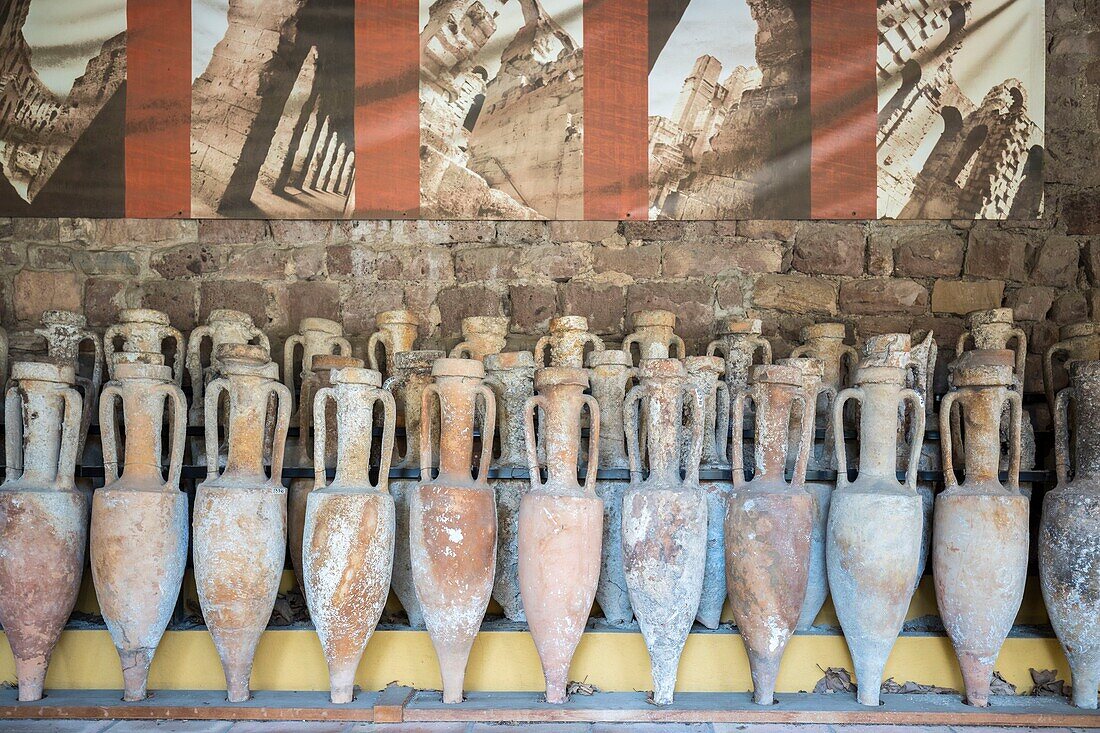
1029,668,1071,697
813,666,854,694
990,671,1017,695
567,679,599,696
880,678,954,694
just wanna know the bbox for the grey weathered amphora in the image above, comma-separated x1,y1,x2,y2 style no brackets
386,349,445,628
91,357,187,702
36,310,103,452
193,344,292,703
282,317,352,415
288,355,364,592
587,349,635,625
366,309,420,380
535,315,604,368
105,308,186,384
410,358,497,704
827,334,925,706
682,355,730,630
777,356,835,631
727,364,814,705
0,326,8,390
484,351,536,622
1040,359,1100,709
519,367,601,704
706,318,772,393
623,309,684,362
933,349,1027,708
185,309,270,425
1044,322,1100,414
791,323,857,428
449,316,509,361
0,361,87,701
623,358,707,705
303,367,396,704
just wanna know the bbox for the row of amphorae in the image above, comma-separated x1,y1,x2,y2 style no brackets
0,307,1096,710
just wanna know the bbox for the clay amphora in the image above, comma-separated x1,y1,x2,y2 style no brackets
303,366,396,704
791,323,858,428
185,309,270,425
955,309,1036,472
0,361,86,701
1044,322,1100,414
1040,359,1100,709
449,316,509,361
535,316,604,368
623,358,707,705
0,326,7,389
386,349,445,628
484,351,536,622
706,318,772,393
588,349,636,625
36,310,103,452
366,309,420,381
682,355,731,630
933,349,1027,708
778,357,835,631
283,317,352,413
727,364,814,705
288,355,363,592
519,367,601,703
623,310,685,363
91,357,187,702
410,358,497,704
105,308,186,385
827,334,925,706
193,344,291,703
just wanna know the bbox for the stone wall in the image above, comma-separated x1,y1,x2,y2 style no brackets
0,0,1096,404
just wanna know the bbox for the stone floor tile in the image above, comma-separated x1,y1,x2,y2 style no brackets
346,724,470,733
227,723,351,732
713,725,833,733
592,725,711,733
1,722,114,733
469,724,591,733
104,722,234,733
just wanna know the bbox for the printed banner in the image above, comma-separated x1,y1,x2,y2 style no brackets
0,0,1044,220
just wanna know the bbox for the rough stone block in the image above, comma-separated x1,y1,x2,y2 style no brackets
549,221,619,243
517,243,591,280
14,218,60,243
624,220,686,241
1006,286,1057,321
1031,236,1081,287
753,274,838,315
270,220,332,246
593,244,661,279
455,247,520,282
14,270,83,322
28,245,74,270
737,220,796,241
664,238,785,278
152,244,223,278
140,280,199,330
625,280,713,340
199,280,268,326
840,278,928,315
198,219,271,245
83,278,130,327
792,223,865,276
1063,190,1100,235
495,221,547,244
73,250,141,276
891,228,966,278
965,229,1029,282
342,281,406,334
376,246,455,281
287,281,342,326
509,283,558,332
930,280,1006,315
560,281,626,334
716,278,744,312
436,284,506,337
1051,290,1088,324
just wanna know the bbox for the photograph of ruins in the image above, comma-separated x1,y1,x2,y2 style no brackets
0,0,127,216
190,0,356,218
876,0,1044,219
647,0,811,220
419,0,583,219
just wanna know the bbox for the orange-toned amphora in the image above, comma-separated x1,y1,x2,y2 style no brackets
934,349,1027,707
303,367,396,703
282,317,352,415
105,308,186,384
518,367,602,703
91,358,187,701
185,309,269,425
727,364,815,705
410,358,497,704
193,345,292,702
0,361,86,701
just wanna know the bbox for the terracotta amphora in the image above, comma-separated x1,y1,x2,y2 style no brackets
288,355,363,592
386,349,445,628
410,358,497,704
185,309,270,426
36,310,103,453
727,364,814,704
193,344,292,702
366,309,420,382
778,357,835,631
955,308,1036,472
933,349,1027,707
91,357,187,702
682,355,731,630
105,308,186,385
623,358,707,705
0,361,86,701
1040,359,1100,709
449,316,509,361
791,323,858,427
707,318,772,393
484,351,536,622
0,326,8,389
587,349,636,625
623,310,685,363
519,367,602,703
283,317,352,414
303,366,396,704
827,334,925,706
535,316,604,368
1044,322,1100,414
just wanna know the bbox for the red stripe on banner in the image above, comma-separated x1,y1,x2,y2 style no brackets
125,0,191,218
584,0,648,221
355,0,420,218
810,0,877,219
